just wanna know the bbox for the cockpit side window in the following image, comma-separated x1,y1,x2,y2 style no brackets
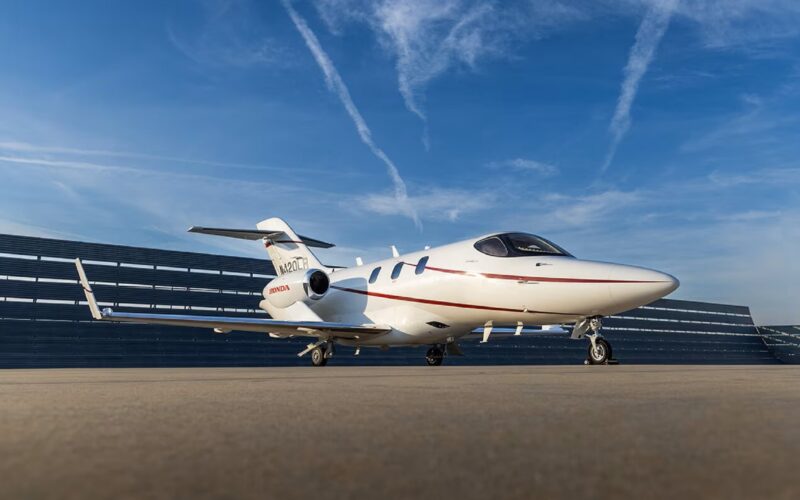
474,236,509,257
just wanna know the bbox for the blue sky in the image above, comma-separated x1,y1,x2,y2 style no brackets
1,0,799,323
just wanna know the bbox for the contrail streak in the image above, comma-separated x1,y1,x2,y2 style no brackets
0,141,328,174
282,0,420,227
603,0,677,172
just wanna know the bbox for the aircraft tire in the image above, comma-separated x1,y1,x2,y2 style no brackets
425,347,444,366
311,347,328,367
587,338,611,364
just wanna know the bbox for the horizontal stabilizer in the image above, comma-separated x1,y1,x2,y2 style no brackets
188,226,334,248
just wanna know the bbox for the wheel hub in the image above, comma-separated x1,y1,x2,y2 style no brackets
426,346,444,366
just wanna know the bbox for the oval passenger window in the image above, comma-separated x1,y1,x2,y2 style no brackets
391,262,404,280
415,256,429,275
369,267,381,284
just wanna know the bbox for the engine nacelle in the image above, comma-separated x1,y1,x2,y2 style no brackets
262,268,330,309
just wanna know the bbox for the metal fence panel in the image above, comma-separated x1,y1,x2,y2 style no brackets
0,234,272,275
0,257,267,291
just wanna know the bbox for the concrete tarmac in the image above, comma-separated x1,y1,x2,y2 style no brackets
1,365,799,500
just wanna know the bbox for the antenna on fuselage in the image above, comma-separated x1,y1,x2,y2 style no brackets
390,245,399,258
355,257,363,266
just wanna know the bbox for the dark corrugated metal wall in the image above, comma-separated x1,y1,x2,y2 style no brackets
0,233,779,367
757,326,800,363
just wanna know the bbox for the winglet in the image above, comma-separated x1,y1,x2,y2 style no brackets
74,258,102,320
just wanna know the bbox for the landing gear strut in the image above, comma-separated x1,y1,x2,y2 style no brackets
425,345,444,366
585,317,614,365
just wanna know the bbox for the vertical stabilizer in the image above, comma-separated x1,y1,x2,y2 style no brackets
257,217,324,275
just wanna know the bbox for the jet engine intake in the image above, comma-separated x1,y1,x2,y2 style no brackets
263,268,329,309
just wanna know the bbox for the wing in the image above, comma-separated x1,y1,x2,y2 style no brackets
74,259,389,340
88,310,389,339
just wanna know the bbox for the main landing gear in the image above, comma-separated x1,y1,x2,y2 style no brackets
425,342,464,366
425,345,444,366
584,317,615,365
310,346,327,367
300,340,335,367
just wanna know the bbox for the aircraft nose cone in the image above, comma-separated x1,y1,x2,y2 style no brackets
659,273,680,296
605,266,680,312
629,269,680,301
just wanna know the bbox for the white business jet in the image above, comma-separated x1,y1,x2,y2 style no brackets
75,217,678,366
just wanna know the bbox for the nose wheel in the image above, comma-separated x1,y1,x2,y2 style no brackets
587,336,612,364
425,346,444,366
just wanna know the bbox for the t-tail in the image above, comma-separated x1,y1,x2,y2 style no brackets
188,217,334,275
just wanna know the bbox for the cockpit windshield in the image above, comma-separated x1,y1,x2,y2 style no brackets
474,233,573,258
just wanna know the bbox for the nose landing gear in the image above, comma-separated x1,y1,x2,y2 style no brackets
582,317,617,365
587,335,612,364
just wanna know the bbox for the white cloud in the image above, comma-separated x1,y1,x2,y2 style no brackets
681,94,800,153
487,158,558,176
602,0,800,48
374,0,494,123
358,186,496,222
314,1,800,157
0,154,290,185
282,0,419,227
0,217,80,240
315,0,585,147
0,140,330,175
717,210,782,222
0,150,357,258
544,189,642,226
167,0,285,68
708,167,800,187
670,0,800,48
603,0,677,172
316,1,488,123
